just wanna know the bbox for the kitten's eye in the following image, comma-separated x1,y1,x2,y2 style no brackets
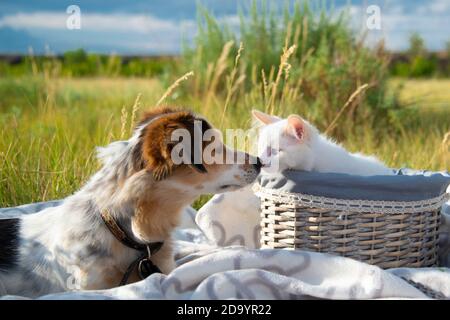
266,147,278,156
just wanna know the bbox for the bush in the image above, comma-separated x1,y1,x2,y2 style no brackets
122,58,177,77
390,33,440,78
0,49,178,78
409,56,438,77
181,0,400,137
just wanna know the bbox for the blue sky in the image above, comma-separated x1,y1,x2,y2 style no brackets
0,0,449,55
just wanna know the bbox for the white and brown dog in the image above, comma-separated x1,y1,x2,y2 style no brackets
0,107,261,297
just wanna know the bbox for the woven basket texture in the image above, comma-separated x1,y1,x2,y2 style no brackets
259,188,447,268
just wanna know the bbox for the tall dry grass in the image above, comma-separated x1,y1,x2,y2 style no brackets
183,0,399,138
0,73,448,209
0,1,448,209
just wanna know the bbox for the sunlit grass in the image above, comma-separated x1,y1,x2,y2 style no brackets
0,76,448,209
389,78,450,109
0,2,448,209
0,76,165,206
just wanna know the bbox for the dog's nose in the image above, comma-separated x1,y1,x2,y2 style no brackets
253,157,263,172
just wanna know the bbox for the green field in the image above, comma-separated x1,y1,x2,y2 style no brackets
0,2,449,208
0,75,448,208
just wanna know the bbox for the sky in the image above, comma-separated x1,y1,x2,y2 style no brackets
0,0,449,55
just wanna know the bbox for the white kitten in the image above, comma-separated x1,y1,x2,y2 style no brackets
253,110,393,175
196,110,393,249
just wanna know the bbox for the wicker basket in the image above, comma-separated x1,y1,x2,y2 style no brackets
258,186,449,269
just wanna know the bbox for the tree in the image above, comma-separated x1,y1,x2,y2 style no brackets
408,32,426,57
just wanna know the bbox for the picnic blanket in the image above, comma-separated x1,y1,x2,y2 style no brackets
1,197,450,299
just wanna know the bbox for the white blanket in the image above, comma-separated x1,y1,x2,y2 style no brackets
1,200,450,300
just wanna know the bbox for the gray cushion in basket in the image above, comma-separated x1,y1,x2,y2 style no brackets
258,168,450,201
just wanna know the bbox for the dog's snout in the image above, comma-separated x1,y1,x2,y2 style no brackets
253,157,263,172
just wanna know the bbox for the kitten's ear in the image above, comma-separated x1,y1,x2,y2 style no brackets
286,115,306,141
251,109,281,125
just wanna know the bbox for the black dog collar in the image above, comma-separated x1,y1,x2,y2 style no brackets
100,209,163,286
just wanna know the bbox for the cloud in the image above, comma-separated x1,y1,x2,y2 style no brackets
0,11,244,54
0,9,240,34
0,2,449,54
429,0,450,14
0,11,196,33
348,2,450,51
0,11,202,54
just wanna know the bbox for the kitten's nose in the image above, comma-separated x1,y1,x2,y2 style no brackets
253,157,263,172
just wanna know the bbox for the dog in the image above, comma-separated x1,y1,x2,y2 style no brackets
0,107,261,297
197,110,393,248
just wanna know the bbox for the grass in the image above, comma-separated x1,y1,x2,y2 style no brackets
0,2,448,209
0,77,164,206
389,78,450,109
183,0,397,138
0,75,448,209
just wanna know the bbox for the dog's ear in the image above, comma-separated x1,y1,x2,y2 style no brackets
142,119,180,181
183,119,207,174
251,110,281,125
142,113,208,181
144,135,175,181
286,115,306,141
